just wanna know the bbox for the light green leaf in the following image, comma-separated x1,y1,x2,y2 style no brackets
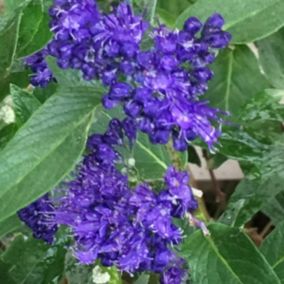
10,84,41,127
261,221,284,283
158,0,194,21
134,0,157,24
205,46,269,117
176,0,284,44
257,28,284,89
0,77,103,221
0,113,91,220
180,223,281,284
134,274,150,284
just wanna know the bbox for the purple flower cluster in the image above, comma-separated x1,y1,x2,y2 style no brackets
26,1,231,151
53,119,197,281
25,48,54,87
17,194,58,244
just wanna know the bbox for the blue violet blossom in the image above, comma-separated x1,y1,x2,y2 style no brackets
20,1,231,282
18,119,197,283
25,0,231,151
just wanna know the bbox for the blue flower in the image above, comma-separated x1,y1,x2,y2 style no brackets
18,194,58,244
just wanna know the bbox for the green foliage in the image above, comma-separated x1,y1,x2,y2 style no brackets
16,0,52,58
220,175,284,227
0,0,52,101
180,223,281,284
1,235,66,284
257,28,284,89
260,221,284,282
205,46,269,116
94,107,186,181
176,0,284,44
0,0,284,283
0,215,22,238
11,84,41,127
0,66,104,221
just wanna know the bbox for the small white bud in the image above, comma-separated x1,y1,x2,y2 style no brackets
128,158,135,167
92,266,111,284
0,105,15,124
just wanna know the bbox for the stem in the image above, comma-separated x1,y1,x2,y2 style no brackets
188,165,211,222
202,150,226,205
166,143,183,169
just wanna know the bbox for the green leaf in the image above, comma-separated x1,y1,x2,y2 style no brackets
0,260,16,284
16,0,52,58
65,252,93,284
0,14,21,75
257,28,284,89
0,123,16,150
0,9,31,100
205,46,269,117
262,191,284,226
10,84,41,127
94,108,173,181
158,0,193,20
260,221,284,282
214,90,284,174
0,79,103,221
0,215,22,238
220,174,284,227
1,235,66,284
187,146,201,167
134,274,150,284
176,0,284,44
134,0,157,24
0,113,93,222
180,223,281,284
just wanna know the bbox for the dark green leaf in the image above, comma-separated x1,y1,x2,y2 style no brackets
11,84,41,127
213,90,284,174
0,123,16,150
257,28,284,89
261,221,284,283
176,0,284,44
0,13,21,74
0,261,16,284
158,0,193,20
205,46,269,117
262,191,284,226
187,146,201,166
16,0,52,58
2,235,66,284
0,215,22,238
180,223,281,284
220,174,284,227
